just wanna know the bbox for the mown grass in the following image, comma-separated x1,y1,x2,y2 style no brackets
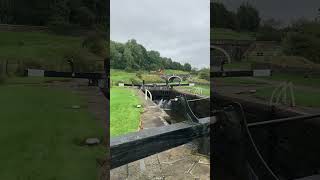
110,69,141,84
215,77,265,85
164,69,189,75
0,31,80,61
141,74,165,83
5,76,72,85
0,31,100,71
110,87,142,137
175,84,210,96
260,72,320,88
0,78,105,180
254,87,320,107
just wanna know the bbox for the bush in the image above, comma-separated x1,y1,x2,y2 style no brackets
198,68,210,81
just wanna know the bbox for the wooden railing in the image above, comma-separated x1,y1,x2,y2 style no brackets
110,116,214,169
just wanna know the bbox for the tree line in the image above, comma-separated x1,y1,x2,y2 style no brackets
212,1,320,63
0,0,107,30
211,2,260,32
110,39,192,72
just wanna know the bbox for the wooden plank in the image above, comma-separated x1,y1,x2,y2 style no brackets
110,117,214,169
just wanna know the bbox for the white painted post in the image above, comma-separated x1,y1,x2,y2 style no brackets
145,89,152,101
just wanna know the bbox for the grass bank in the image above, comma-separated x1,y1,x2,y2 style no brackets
110,87,142,137
0,78,105,180
254,87,320,108
0,31,100,72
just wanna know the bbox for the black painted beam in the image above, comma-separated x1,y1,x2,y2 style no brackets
211,70,253,77
248,114,320,128
110,117,214,169
122,83,191,87
44,71,103,79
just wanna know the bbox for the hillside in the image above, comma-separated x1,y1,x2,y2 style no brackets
0,31,102,72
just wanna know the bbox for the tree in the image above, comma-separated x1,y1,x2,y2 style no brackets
73,6,95,27
183,63,192,71
110,39,191,71
211,2,236,29
198,68,210,81
237,3,260,31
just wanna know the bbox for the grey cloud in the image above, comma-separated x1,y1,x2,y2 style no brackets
111,0,210,68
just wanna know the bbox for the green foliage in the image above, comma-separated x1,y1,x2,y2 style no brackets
257,25,283,42
73,6,95,27
183,63,192,71
82,32,108,58
237,3,260,32
136,71,143,79
110,39,190,71
282,21,320,63
0,0,107,29
211,2,260,32
211,2,237,29
198,68,210,81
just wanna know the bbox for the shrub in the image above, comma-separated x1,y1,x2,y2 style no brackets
198,68,210,81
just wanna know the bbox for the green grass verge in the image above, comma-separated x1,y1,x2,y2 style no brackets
110,87,142,137
5,77,72,85
164,69,189,75
141,74,165,83
215,77,265,85
175,85,210,96
255,87,320,107
260,72,320,88
0,31,100,71
0,79,104,180
110,69,141,84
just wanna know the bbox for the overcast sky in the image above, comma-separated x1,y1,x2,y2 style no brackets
219,0,320,25
111,0,210,69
